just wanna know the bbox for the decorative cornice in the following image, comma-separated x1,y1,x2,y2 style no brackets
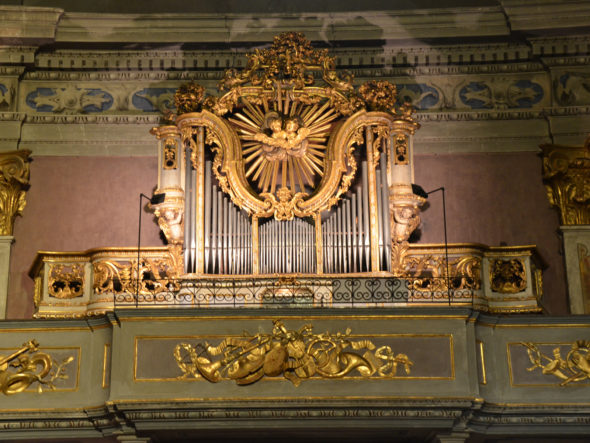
25,114,160,124
502,0,590,31
0,66,25,76
0,150,31,236
0,6,63,42
541,137,590,225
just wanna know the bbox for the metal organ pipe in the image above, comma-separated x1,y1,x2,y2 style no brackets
189,159,391,275
322,160,391,274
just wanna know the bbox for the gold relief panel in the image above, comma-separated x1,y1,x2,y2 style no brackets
393,133,409,165
47,263,84,299
0,340,79,395
134,323,454,384
173,320,414,386
0,149,31,236
163,137,178,170
489,258,527,293
508,341,590,387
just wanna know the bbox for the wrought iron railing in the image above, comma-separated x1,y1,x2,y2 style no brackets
112,276,475,308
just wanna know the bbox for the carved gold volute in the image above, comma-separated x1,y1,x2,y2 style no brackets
541,136,590,225
0,150,31,236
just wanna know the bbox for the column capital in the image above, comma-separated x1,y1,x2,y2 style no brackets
541,137,590,225
0,150,31,236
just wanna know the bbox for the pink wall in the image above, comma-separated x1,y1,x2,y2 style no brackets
6,151,568,318
414,152,566,315
7,156,162,318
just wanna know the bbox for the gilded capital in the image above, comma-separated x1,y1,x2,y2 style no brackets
541,138,590,225
0,150,31,236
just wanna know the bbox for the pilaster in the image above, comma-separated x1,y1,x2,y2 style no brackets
542,137,590,313
0,235,14,319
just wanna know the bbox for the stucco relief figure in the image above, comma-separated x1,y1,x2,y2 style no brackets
254,112,310,161
392,206,421,244
159,208,183,244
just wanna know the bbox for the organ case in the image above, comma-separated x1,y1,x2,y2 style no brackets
150,32,425,277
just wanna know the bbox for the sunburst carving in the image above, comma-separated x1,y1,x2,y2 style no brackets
229,96,337,195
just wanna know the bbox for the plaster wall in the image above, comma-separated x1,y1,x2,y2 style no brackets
7,156,161,319
415,151,566,314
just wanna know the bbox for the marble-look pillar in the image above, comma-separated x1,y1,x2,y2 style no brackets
561,226,590,314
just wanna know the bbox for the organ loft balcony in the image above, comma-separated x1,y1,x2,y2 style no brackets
28,33,545,319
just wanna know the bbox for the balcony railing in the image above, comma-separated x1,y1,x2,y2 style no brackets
29,244,544,318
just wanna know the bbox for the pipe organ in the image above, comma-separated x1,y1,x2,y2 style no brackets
150,32,425,277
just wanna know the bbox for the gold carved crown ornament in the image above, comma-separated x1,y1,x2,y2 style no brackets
171,32,415,221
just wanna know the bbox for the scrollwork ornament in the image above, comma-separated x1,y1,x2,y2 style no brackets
218,32,353,94
0,150,31,236
48,264,84,299
93,255,179,296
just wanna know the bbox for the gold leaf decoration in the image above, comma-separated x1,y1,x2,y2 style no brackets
174,320,413,386
0,340,74,395
0,150,31,236
522,341,590,386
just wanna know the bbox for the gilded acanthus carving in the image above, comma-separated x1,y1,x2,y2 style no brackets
541,139,590,225
522,341,590,386
390,242,482,292
218,32,355,96
174,320,412,386
93,254,180,296
0,150,31,236
0,340,74,395
359,80,398,112
489,258,527,293
48,264,84,299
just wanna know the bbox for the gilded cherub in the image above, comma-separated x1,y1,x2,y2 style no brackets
255,112,310,161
